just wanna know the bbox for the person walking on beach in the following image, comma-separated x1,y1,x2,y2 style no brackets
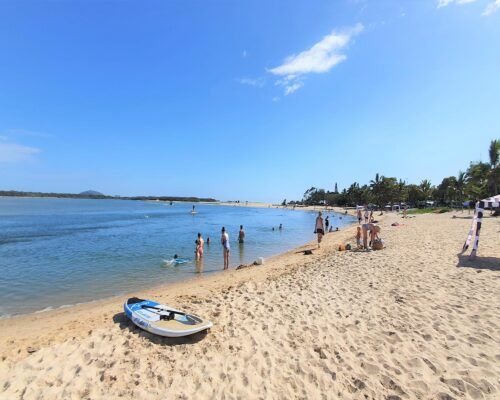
357,208,362,225
315,212,324,248
221,227,230,269
369,210,374,222
325,216,330,233
195,232,204,260
364,205,369,223
238,225,245,243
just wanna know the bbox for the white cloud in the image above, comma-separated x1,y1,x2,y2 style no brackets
284,82,304,96
0,143,40,163
438,0,478,8
237,77,265,87
268,23,363,95
483,0,500,15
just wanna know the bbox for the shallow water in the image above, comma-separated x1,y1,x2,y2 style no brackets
0,197,355,317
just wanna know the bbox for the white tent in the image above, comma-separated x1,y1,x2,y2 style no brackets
462,194,500,258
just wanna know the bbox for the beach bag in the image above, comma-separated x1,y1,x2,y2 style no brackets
372,239,384,250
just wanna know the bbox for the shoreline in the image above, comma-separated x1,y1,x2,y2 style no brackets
0,206,355,321
0,216,359,356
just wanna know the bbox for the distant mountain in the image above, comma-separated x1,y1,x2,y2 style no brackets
79,190,104,196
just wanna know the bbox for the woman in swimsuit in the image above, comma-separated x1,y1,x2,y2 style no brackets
221,227,230,269
315,212,324,248
195,232,204,260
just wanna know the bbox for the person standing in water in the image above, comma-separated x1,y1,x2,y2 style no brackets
238,225,245,243
325,216,330,233
221,227,230,269
279,223,283,230
315,212,324,248
195,232,204,260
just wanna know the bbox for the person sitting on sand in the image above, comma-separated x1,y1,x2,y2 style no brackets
315,212,324,248
356,226,362,248
195,232,204,260
238,225,245,243
362,223,381,249
221,227,230,270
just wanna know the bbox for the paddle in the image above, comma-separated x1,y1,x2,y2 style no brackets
140,304,194,321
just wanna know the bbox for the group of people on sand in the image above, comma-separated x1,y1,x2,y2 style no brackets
315,209,381,251
357,205,375,225
193,225,247,270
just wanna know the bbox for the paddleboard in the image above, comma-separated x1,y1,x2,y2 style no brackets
190,211,198,215
124,297,212,337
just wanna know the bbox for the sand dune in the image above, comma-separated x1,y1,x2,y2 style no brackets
0,212,499,399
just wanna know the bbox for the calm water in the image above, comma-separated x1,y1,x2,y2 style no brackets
0,197,355,317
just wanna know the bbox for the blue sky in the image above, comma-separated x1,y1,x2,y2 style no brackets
0,0,499,202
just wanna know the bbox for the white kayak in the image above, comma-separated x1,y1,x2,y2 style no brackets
124,297,212,337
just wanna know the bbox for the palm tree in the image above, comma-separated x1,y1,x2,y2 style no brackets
489,139,499,168
456,171,467,206
419,179,433,200
487,139,499,196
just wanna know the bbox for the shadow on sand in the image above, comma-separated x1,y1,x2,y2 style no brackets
456,254,500,271
112,312,208,346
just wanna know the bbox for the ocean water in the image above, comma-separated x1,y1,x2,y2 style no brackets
0,197,355,317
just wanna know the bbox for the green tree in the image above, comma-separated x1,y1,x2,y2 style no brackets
465,162,490,200
419,179,434,200
487,139,500,195
436,176,458,205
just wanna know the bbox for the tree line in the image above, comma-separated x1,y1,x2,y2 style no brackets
0,191,217,203
295,139,499,209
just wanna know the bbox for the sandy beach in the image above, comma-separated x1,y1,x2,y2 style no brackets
0,211,499,399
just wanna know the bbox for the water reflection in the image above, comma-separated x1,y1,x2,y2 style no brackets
238,242,245,265
195,258,204,274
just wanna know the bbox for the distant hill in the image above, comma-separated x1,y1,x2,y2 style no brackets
79,190,104,196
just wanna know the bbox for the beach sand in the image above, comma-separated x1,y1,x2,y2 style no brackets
0,212,499,399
